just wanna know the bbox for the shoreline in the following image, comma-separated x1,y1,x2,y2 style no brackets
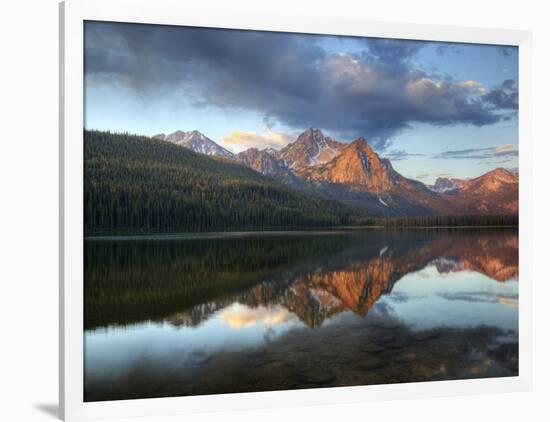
84,225,518,241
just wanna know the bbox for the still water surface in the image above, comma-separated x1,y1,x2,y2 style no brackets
84,229,518,401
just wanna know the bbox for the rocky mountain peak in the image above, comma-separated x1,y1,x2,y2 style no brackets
236,147,295,182
156,130,234,159
301,127,325,141
429,177,464,194
304,136,401,193
427,168,518,214
484,167,518,182
164,130,187,143
348,137,376,154
350,137,367,146
278,128,346,171
463,167,518,195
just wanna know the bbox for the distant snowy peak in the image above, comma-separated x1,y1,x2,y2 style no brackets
429,177,464,194
155,130,234,159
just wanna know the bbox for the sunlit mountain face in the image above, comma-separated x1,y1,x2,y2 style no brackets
84,229,518,401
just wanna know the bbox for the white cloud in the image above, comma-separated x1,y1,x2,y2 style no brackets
220,129,294,153
494,144,517,154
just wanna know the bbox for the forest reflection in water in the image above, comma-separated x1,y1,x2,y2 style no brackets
84,228,519,401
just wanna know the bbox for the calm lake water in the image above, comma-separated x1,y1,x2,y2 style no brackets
84,229,518,401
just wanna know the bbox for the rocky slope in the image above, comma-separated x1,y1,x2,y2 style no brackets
236,147,296,183
436,168,519,214
301,138,450,215
276,128,347,170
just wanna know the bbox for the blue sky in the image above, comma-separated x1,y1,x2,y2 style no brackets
84,21,518,183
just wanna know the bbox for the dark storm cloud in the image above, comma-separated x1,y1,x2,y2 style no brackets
363,38,425,64
482,79,519,110
84,21,325,99
433,144,518,160
85,21,518,149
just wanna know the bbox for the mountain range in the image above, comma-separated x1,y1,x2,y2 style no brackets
154,128,519,216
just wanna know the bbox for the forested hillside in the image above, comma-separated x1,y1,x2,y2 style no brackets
84,131,363,234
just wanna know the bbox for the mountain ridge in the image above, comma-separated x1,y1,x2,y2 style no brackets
276,128,347,170
149,127,518,217
438,168,519,214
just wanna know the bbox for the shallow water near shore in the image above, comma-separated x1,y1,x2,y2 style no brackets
84,228,518,401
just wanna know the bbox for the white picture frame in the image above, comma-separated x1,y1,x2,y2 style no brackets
60,0,533,420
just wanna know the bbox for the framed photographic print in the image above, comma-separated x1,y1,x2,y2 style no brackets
60,0,533,420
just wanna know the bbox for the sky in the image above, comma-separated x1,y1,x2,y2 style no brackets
84,21,518,184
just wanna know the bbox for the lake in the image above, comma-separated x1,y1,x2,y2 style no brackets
84,228,519,401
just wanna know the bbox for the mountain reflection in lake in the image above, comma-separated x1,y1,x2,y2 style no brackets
84,229,519,401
